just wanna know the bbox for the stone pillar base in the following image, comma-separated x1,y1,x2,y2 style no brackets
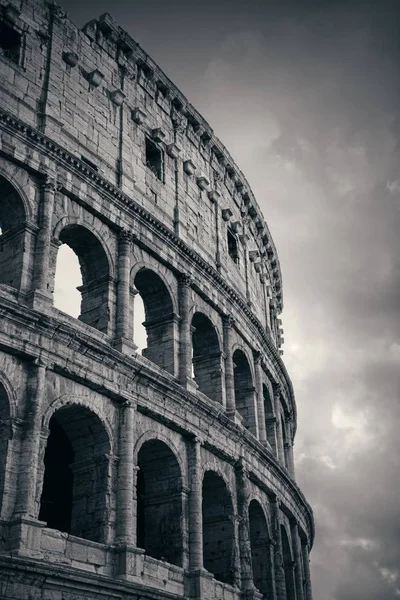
185,568,214,599
226,409,245,426
113,337,138,356
113,544,145,579
181,375,199,394
7,515,45,556
25,289,53,312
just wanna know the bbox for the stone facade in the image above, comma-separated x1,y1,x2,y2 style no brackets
0,1,314,599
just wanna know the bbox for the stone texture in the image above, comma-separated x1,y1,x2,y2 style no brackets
0,1,313,599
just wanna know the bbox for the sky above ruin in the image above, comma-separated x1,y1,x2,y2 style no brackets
58,0,400,597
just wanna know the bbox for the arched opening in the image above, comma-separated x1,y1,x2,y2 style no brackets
202,471,235,585
53,244,82,318
134,268,176,375
248,500,273,597
39,405,110,543
263,384,277,455
136,439,182,566
281,415,289,469
0,175,27,290
281,525,296,600
192,313,223,403
233,350,257,435
54,225,111,334
0,382,11,516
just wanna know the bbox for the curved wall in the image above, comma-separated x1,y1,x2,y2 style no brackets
0,2,313,600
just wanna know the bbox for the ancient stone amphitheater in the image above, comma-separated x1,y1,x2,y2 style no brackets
0,1,314,599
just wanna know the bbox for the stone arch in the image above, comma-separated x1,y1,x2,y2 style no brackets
281,524,296,600
233,348,257,435
133,430,185,479
136,438,183,566
52,220,113,334
248,499,273,597
0,173,28,290
130,260,178,314
191,311,223,403
202,470,235,585
263,383,277,454
133,266,177,374
38,402,111,543
0,378,13,516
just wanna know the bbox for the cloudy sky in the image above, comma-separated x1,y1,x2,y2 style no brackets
57,0,400,597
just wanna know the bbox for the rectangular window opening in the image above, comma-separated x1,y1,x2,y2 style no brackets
0,21,22,65
145,138,163,181
228,229,239,263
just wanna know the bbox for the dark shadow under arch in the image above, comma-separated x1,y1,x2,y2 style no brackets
248,499,273,597
202,470,235,585
136,439,183,566
192,312,223,403
134,268,176,374
281,525,296,600
0,382,12,515
0,175,27,289
39,404,110,543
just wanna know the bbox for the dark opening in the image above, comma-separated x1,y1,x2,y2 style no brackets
145,138,163,181
0,175,27,289
192,312,223,403
137,439,183,566
39,405,110,543
249,500,273,597
38,417,74,533
202,471,234,585
0,22,21,65
134,268,175,374
233,349,257,434
263,384,277,454
0,383,12,511
281,525,296,600
227,229,239,263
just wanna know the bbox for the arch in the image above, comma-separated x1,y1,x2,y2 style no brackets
38,403,111,543
263,383,277,454
202,470,235,585
281,524,296,600
53,223,112,334
192,312,223,403
233,349,257,435
133,267,177,374
136,438,183,566
0,381,12,515
0,174,28,289
248,499,273,597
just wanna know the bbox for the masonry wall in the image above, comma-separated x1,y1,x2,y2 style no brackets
0,1,312,599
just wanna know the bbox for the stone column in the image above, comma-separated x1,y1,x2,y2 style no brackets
178,274,195,389
302,541,313,600
188,437,203,570
236,462,254,592
115,400,135,544
14,358,48,517
273,385,285,465
271,495,286,600
114,230,137,355
223,315,236,414
30,176,56,308
253,351,267,444
291,521,305,600
268,540,278,600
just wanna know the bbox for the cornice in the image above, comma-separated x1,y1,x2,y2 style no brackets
0,109,296,429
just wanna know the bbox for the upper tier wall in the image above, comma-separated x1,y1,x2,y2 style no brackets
0,0,284,348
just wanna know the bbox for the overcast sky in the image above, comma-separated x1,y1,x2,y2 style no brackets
57,1,400,597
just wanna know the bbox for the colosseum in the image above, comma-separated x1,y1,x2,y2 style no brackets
0,1,314,599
